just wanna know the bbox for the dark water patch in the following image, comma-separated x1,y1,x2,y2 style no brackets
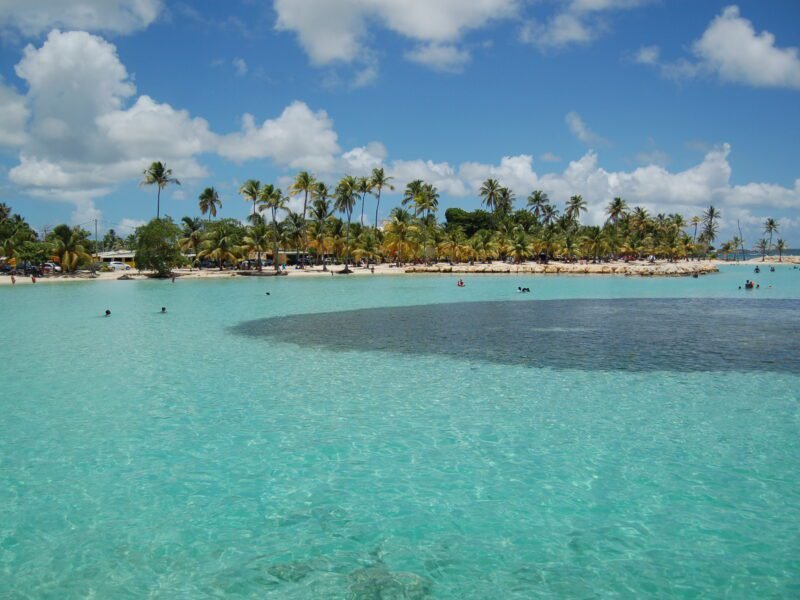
232,299,800,372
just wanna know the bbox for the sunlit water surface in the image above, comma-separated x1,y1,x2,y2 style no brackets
1,265,799,598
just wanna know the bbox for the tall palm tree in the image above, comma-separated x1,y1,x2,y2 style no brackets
239,179,262,222
756,238,768,261
605,197,628,225
141,161,180,219
402,180,424,210
289,171,316,267
283,211,306,263
775,239,786,262
383,208,419,266
370,167,394,230
309,193,332,269
479,178,502,213
413,183,439,220
335,175,358,273
540,204,559,226
496,187,515,217
702,205,720,246
356,176,373,226
198,187,222,222
258,184,288,272
526,190,549,223
690,215,701,242
565,195,587,224
763,218,779,251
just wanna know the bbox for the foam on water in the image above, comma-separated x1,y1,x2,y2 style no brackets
1,265,799,598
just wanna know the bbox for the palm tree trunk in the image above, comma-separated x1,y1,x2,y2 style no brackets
343,213,352,273
360,194,365,226
272,211,280,273
300,190,308,269
374,190,381,231
157,187,161,219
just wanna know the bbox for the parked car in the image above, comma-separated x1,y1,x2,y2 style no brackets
108,261,131,271
43,262,62,273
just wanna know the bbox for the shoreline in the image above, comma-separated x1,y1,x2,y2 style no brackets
1,256,797,286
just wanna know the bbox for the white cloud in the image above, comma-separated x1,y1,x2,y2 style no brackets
389,159,469,197
540,152,562,163
641,6,800,90
232,57,248,76
0,0,163,36
118,217,146,232
565,111,608,146
521,0,648,50
0,80,28,147
634,45,660,65
692,6,800,89
404,43,471,73
217,102,341,171
274,0,517,72
341,142,387,175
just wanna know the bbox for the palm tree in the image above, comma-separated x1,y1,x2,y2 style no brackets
775,239,787,262
565,195,587,224
702,205,720,246
141,161,180,219
414,183,439,220
49,224,91,272
242,221,271,271
370,167,394,231
763,218,779,252
690,215,701,242
310,183,332,269
258,184,288,272
582,226,607,262
479,178,502,213
605,197,628,225
383,208,419,266
756,238,768,261
239,179,262,222
526,190,549,223
199,222,241,270
198,187,221,222
540,204,559,226
179,217,204,266
335,175,358,273
356,176,373,226
496,187,515,217
402,180,424,210
283,211,306,263
289,171,316,267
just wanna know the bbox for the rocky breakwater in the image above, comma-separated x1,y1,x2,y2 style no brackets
404,261,718,277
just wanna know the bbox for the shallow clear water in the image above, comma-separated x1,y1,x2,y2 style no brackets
1,265,799,598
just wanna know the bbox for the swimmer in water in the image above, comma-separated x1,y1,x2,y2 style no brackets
161,307,166,313
105,309,111,317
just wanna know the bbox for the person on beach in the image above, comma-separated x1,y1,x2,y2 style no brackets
10,274,15,285
30,274,36,283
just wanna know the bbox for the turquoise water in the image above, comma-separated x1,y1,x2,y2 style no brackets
1,265,799,598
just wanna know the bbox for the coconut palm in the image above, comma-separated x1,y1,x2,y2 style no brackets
198,187,221,222
353,229,381,267
702,205,720,245
775,239,787,262
756,238,768,261
49,224,91,272
289,171,316,267
763,218,779,252
479,178,502,213
605,197,628,225
356,176,373,226
690,215,701,242
242,220,271,271
496,187,515,217
402,180,424,210
335,175,358,273
179,217,204,266
526,190,549,223
199,222,241,270
383,208,419,266
414,183,439,220
582,226,607,262
540,204,559,226
565,195,587,224
310,184,332,269
370,167,394,230
141,161,180,219
258,184,288,272
239,179,262,222
283,211,306,263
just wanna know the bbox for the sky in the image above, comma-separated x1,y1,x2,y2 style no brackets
0,0,798,244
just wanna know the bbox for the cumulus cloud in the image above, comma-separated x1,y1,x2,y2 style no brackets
0,0,163,36
0,81,28,147
217,102,341,172
274,0,517,72
232,57,248,76
634,45,660,65
404,43,471,73
565,111,608,146
521,0,648,50
640,6,800,89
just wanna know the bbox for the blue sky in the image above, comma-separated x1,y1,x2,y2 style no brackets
0,0,798,244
